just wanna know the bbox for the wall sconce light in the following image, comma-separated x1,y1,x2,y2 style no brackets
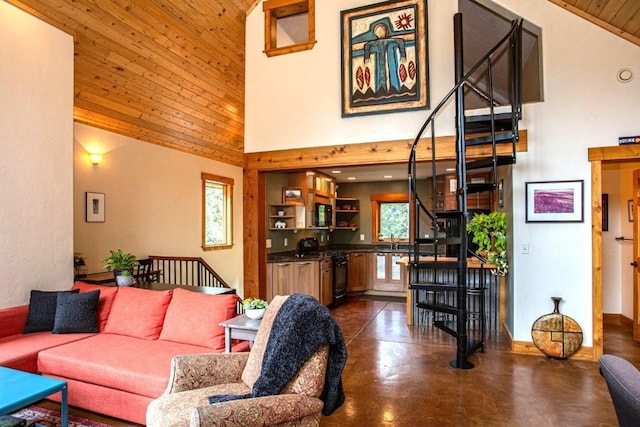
89,152,103,165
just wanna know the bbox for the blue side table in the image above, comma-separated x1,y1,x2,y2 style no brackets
0,367,68,427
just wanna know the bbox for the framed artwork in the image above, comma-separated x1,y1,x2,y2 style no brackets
498,179,504,208
85,192,105,223
283,187,304,205
340,0,429,117
525,180,584,223
628,199,634,222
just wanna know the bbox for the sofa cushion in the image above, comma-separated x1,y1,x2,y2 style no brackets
72,281,118,331
53,290,100,334
0,331,94,373
23,289,80,333
103,287,172,340
159,289,240,350
37,333,220,398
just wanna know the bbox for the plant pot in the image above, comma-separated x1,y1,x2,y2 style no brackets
116,274,134,286
245,308,266,320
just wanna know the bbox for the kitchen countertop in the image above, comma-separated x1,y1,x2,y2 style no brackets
267,245,416,262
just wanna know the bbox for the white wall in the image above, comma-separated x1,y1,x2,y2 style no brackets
74,124,245,292
0,2,74,309
602,167,622,314
246,0,640,344
618,164,638,318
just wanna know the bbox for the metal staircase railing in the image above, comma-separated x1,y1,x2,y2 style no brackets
407,13,522,369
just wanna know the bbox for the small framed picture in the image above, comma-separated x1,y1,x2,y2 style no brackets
498,179,504,208
628,199,634,222
86,192,105,223
525,180,584,223
282,187,304,205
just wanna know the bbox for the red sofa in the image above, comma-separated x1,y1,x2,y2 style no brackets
0,282,248,424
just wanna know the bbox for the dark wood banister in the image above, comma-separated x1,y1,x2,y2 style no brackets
148,255,230,288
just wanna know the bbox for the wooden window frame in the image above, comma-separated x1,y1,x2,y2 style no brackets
371,193,413,243
263,0,316,57
202,172,234,251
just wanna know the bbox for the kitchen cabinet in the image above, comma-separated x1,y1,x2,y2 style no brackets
267,260,319,301
371,252,406,292
427,172,492,211
288,171,336,228
348,252,369,292
335,198,359,230
320,258,333,306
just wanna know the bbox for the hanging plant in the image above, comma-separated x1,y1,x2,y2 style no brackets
466,211,508,276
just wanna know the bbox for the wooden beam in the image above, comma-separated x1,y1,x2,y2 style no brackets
588,144,640,162
245,130,528,171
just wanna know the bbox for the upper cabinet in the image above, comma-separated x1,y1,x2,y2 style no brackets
427,172,493,211
275,171,336,229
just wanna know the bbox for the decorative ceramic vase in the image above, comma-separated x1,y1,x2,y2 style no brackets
245,308,266,320
116,274,134,286
531,297,583,359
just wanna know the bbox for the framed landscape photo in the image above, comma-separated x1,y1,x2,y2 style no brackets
525,180,584,223
85,192,105,223
283,187,304,205
341,0,429,117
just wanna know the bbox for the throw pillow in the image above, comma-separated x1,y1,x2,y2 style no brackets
103,287,173,340
72,281,119,331
159,288,240,350
52,290,100,334
22,289,80,333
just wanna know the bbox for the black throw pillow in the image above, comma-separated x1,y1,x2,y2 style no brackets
23,289,80,333
52,290,100,334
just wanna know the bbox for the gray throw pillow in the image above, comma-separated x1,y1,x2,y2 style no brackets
23,289,80,333
53,290,100,334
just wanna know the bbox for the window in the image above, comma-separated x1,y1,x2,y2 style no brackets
371,194,410,242
263,0,316,57
202,173,233,250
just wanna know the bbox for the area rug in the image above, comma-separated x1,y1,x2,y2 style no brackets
11,405,111,427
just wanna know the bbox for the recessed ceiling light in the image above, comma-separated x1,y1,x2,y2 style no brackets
445,168,456,172
384,175,393,179
347,177,356,180
331,170,342,174
617,68,634,83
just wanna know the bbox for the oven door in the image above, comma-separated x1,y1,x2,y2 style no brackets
333,257,348,304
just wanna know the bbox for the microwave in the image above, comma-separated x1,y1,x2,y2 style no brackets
315,203,332,227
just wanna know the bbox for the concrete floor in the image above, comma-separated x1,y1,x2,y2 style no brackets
321,295,639,426
41,295,640,426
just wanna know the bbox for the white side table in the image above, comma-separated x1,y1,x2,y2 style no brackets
219,314,262,352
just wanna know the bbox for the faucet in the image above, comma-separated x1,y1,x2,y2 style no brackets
390,234,396,251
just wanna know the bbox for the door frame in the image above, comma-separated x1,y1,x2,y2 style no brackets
588,145,640,360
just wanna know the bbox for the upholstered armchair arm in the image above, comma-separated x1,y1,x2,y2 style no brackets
164,352,251,394
190,394,324,427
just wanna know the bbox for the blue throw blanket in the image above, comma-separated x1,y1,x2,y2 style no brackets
209,294,347,416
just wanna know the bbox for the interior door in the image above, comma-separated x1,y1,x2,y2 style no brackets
633,170,640,342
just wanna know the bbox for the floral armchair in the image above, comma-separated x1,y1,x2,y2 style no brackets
146,295,331,427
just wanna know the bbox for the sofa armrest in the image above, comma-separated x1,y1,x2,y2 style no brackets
165,352,251,394
0,305,28,338
190,394,324,427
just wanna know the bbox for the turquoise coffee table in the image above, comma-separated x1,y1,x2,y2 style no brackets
0,366,68,427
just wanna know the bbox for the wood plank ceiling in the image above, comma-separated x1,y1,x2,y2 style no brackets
6,1,639,169
8,0,255,166
548,0,640,47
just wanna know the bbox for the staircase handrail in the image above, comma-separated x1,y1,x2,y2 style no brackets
148,255,230,288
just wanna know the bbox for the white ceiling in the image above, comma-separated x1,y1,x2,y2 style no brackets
318,161,457,183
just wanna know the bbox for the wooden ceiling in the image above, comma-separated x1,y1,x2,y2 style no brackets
548,0,640,47
7,1,639,168
9,0,256,166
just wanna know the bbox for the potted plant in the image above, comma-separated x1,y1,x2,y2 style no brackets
74,252,88,278
243,298,268,320
466,211,508,276
102,249,139,286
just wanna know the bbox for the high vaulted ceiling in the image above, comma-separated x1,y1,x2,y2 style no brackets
7,1,639,168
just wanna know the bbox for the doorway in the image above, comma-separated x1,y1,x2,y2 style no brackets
590,145,640,359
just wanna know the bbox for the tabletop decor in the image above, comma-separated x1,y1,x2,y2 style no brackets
340,0,429,117
243,298,268,320
531,297,583,359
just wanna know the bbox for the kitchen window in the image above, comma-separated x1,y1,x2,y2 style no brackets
202,173,233,250
371,193,410,242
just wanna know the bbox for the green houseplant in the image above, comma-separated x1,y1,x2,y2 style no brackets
102,249,139,286
243,298,268,320
466,211,508,276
